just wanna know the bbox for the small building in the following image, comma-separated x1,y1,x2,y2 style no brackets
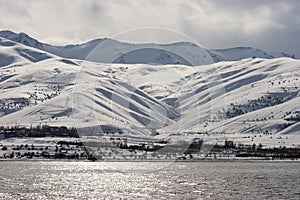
224,140,234,148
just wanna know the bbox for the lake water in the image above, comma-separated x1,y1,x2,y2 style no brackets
0,161,299,199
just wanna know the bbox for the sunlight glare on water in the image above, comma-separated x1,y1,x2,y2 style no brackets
0,161,300,199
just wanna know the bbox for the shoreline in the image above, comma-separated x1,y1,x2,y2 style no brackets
1,158,299,163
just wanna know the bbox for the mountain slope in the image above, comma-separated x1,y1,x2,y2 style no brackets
0,30,212,66
0,31,299,147
208,47,274,62
0,37,54,67
0,41,299,138
0,30,295,65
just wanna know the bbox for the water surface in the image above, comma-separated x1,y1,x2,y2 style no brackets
0,161,299,199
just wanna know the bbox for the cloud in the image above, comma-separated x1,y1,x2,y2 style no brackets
0,0,299,57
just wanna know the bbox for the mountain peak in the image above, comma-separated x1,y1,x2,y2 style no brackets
0,30,42,48
0,30,296,65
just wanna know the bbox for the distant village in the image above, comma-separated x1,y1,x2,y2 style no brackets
0,125,78,138
1,125,300,161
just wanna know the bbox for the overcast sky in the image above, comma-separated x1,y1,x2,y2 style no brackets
0,0,300,57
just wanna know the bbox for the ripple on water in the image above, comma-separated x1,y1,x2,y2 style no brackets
0,161,299,199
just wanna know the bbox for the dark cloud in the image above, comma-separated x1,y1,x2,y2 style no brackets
0,0,299,57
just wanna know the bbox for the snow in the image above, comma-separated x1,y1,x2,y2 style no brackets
0,55,299,136
208,47,274,62
0,30,299,147
0,30,295,65
278,122,300,135
0,37,55,67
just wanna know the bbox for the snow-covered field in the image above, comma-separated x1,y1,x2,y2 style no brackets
0,31,299,147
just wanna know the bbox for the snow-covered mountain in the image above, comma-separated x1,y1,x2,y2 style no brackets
0,30,214,66
0,30,295,65
209,47,296,62
0,36,299,138
0,37,52,67
0,30,299,148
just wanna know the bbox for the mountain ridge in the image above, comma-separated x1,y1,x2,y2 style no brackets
0,30,299,146
0,30,296,65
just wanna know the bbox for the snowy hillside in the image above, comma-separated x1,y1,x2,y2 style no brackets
0,30,212,66
0,36,299,137
0,30,295,65
0,30,299,147
208,47,273,62
208,47,295,62
0,37,54,67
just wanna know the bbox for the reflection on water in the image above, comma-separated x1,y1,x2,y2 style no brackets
0,161,300,199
